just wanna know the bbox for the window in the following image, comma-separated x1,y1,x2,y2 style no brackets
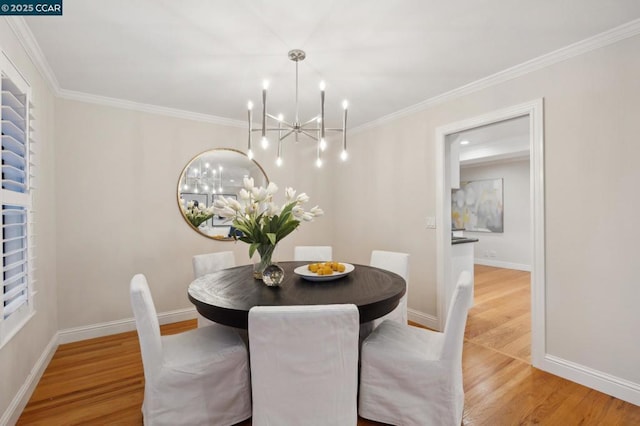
0,52,34,347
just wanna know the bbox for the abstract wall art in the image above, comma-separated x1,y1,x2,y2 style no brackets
452,178,504,233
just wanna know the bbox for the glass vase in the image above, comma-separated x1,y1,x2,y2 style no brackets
253,244,276,280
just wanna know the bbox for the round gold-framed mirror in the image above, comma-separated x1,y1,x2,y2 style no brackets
177,148,268,240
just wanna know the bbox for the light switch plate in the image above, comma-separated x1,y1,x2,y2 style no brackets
426,216,436,229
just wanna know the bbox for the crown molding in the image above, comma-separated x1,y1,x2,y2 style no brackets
7,15,640,131
57,88,246,127
351,18,640,134
5,16,61,92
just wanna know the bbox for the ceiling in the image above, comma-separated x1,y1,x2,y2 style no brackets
23,1,640,129
449,116,530,166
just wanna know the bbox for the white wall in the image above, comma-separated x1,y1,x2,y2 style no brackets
461,159,530,270
0,20,58,419
332,34,640,389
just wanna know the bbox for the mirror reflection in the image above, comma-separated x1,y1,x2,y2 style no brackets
177,148,268,240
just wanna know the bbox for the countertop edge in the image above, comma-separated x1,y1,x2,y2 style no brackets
452,238,479,245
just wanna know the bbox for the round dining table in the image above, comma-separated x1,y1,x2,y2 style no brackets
188,261,406,329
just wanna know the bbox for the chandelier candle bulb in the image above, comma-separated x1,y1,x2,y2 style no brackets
342,101,348,159
247,102,253,156
320,82,326,142
316,140,323,168
277,118,283,166
261,83,268,146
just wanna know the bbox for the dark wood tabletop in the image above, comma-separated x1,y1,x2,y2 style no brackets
188,261,406,329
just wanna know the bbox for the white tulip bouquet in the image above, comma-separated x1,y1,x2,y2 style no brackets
181,200,215,228
213,177,323,275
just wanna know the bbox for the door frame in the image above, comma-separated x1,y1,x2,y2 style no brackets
435,99,545,367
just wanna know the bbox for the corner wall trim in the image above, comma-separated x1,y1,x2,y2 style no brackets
5,16,61,92
57,89,247,128
542,354,640,407
407,308,439,330
1,332,58,426
57,307,198,345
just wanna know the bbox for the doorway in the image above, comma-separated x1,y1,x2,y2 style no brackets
435,99,545,368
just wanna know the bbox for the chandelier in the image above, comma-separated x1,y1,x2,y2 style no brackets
246,49,348,167
181,160,225,194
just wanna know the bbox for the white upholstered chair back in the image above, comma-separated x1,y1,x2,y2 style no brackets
249,304,359,426
442,270,473,362
369,250,409,325
293,245,333,262
130,274,163,379
192,251,235,279
192,251,236,327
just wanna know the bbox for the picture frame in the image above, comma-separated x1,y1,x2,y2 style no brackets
451,178,503,233
180,193,208,210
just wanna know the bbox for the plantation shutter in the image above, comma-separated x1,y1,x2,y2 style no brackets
1,51,33,345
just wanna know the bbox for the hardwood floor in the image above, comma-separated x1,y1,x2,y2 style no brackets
18,265,640,425
465,265,531,363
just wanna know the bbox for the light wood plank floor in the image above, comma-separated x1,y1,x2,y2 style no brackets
18,265,640,425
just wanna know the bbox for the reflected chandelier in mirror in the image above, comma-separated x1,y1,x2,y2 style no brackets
177,148,268,240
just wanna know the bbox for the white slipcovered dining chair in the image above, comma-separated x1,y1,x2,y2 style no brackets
293,245,333,262
249,304,359,426
358,271,473,426
359,250,410,340
192,251,235,279
130,274,251,426
192,251,235,327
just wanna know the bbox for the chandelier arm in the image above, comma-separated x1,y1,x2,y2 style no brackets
299,130,319,141
279,120,295,128
266,112,283,121
301,116,320,126
279,129,295,141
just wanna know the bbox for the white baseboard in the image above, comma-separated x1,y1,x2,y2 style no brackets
408,308,439,331
1,332,58,426
542,354,640,406
474,258,531,271
58,307,198,345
